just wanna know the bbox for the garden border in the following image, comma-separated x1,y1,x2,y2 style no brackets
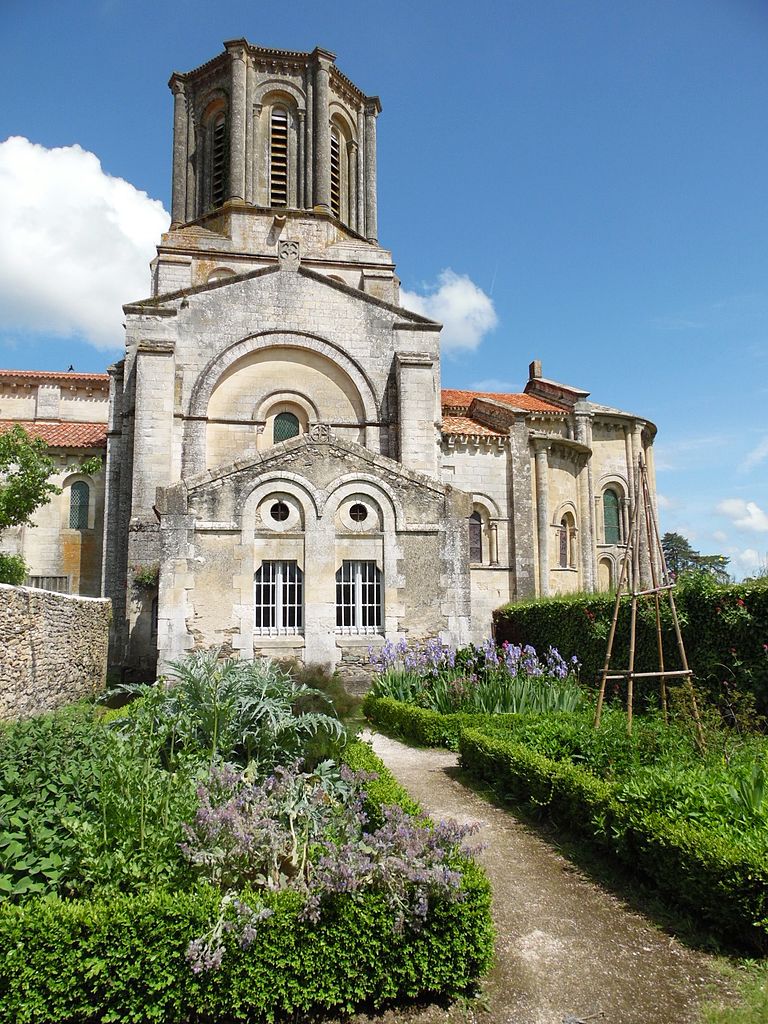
0,740,494,1024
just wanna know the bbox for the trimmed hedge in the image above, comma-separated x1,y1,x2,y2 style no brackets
362,694,519,749
493,579,768,712
460,728,768,952
0,740,494,1024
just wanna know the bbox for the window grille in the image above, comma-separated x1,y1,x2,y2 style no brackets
211,114,227,208
469,511,483,563
330,128,341,218
603,488,621,545
270,108,289,207
69,481,90,530
335,560,382,634
27,575,70,593
273,411,300,443
254,560,303,635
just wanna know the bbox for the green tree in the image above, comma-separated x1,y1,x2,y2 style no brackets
661,531,730,583
0,425,60,531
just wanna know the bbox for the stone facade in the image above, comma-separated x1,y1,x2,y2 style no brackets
99,39,658,675
0,584,111,720
0,371,109,596
1,40,659,681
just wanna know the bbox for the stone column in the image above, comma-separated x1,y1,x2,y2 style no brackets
574,404,596,591
489,522,499,566
356,106,365,232
364,100,379,242
185,105,197,222
245,59,256,204
624,424,635,506
227,43,248,202
348,140,358,232
297,110,306,208
508,419,536,599
305,75,314,209
170,78,188,225
533,441,550,597
313,56,332,212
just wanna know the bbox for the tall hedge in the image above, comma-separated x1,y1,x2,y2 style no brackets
493,578,768,712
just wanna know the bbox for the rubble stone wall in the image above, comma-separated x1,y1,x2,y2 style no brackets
0,584,111,720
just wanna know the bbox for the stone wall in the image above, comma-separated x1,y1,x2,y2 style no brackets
0,584,111,721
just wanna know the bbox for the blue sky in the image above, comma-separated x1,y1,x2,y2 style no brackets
1,0,766,576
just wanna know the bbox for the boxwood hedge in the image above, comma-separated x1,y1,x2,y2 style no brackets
459,727,768,953
362,694,519,749
0,740,494,1024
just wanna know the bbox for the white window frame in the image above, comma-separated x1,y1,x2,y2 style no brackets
335,560,383,635
254,560,303,636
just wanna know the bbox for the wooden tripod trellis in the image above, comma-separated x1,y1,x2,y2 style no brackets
593,452,706,750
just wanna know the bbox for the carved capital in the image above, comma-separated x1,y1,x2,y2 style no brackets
309,422,334,441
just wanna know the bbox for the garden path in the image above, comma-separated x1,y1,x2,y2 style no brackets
346,731,730,1024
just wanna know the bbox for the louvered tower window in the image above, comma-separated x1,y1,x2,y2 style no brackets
330,128,341,218
273,411,300,444
69,481,89,530
210,114,227,208
270,107,289,207
603,488,622,545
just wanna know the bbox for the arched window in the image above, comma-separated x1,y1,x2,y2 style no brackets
559,512,576,568
269,107,289,207
603,488,622,545
469,511,483,563
273,411,300,444
69,481,90,530
330,127,341,219
209,112,227,209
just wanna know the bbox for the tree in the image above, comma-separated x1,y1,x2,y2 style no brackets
661,531,730,584
0,426,60,531
0,427,101,585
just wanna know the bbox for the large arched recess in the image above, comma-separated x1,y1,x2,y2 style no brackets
184,331,379,474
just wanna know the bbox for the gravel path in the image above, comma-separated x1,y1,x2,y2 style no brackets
345,731,729,1024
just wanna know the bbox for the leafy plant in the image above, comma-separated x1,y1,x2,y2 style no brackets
113,650,347,774
131,562,159,590
0,552,27,585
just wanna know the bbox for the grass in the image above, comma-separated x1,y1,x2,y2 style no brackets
699,961,768,1023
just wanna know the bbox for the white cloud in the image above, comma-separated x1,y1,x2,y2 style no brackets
656,493,673,510
741,436,768,472
0,136,169,350
712,529,728,543
401,269,498,353
717,498,768,533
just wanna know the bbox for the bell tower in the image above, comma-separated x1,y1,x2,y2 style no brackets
168,40,381,241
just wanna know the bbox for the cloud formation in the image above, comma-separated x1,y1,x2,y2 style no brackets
0,137,169,350
717,498,768,533
741,436,768,473
401,270,498,353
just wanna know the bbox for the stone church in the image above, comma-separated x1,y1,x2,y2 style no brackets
1,40,658,679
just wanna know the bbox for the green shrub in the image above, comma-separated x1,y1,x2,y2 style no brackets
493,578,768,714
0,552,27,585
362,694,519,749
0,739,494,1024
459,727,768,952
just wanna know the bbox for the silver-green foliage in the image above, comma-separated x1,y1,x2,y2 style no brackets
114,650,347,774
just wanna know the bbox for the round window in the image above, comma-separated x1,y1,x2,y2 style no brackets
270,501,290,522
349,502,368,523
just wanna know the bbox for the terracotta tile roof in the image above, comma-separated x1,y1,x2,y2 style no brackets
441,388,566,414
0,420,107,449
0,370,109,385
442,414,506,438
